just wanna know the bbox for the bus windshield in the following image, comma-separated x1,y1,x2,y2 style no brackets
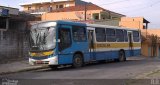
29,24,56,51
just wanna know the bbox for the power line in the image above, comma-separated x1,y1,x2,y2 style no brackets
118,0,160,13
96,0,160,14
150,23,160,26
98,0,130,6
109,3,145,11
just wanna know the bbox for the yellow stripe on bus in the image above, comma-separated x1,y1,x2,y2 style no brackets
92,43,141,49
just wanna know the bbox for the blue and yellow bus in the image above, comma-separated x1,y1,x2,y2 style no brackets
29,20,141,68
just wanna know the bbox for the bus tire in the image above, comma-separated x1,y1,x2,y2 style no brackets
72,54,84,68
118,51,126,62
49,65,58,70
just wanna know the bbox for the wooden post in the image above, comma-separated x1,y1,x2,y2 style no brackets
84,3,87,21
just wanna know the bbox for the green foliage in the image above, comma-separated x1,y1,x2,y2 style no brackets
151,34,158,57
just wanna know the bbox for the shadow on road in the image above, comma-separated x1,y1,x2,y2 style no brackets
34,58,151,72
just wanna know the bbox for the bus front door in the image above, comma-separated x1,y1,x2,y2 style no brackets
128,32,134,56
88,30,96,61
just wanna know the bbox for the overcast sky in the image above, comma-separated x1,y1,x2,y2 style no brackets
0,0,160,28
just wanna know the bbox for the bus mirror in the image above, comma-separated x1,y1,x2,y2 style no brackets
58,39,60,43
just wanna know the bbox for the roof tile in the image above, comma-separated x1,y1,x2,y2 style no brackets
51,4,105,12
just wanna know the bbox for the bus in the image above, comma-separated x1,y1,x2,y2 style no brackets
29,20,141,68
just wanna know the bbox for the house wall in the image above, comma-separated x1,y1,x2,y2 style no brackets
141,42,149,57
0,21,30,63
147,29,160,37
0,6,19,15
94,19,120,26
119,17,160,57
119,17,144,29
22,1,76,12
42,11,79,21
41,10,102,21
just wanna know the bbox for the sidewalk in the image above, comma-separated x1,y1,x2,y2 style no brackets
0,60,47,75
127,56,147,60
127,55,160,61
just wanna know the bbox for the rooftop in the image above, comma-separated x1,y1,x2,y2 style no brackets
0,5,19,9
20,0,74,6
50,4,125,16
52,4,104,12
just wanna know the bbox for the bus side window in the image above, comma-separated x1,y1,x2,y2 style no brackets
124,30,128,42
95,28,106,42
116,29,124,42
133,31,140,42
72,26,86,42
58,28,71,51
106,28,116,42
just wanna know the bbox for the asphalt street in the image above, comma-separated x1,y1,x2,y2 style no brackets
1,57,160,80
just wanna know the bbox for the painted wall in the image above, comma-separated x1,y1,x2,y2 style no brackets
41,10,102,21
141,42,149,57
147,29,160,37
119,17,160,57
42,11,79,21
0,6,19,15
119,17,144,29
21,1,75,12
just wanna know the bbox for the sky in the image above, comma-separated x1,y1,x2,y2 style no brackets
0,0,160,28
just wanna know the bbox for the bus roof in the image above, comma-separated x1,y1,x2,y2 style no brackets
33,20,139,31
33,20,86,27
87,23,139,31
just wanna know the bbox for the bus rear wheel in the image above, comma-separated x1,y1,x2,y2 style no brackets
118,51,126,62
73,54,84,68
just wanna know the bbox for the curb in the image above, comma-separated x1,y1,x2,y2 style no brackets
0,66,48,75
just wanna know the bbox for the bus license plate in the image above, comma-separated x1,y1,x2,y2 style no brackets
36,61,43,64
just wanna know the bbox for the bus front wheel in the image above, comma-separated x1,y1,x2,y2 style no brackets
118,51,126,62
49,65,58,70
73,54,84,68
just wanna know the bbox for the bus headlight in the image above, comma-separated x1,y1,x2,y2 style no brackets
29,51,54,57
29,52,36,56
43,51,54,56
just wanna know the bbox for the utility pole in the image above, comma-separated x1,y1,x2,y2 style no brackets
84,3,87,21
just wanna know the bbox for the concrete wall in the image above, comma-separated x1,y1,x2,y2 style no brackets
42,11,80,21
22,1,75,12
0,6,19,15
119,17,144,29
141,42,149,57
41,10,102,21
147,29,160,37
0,21,29,63
94,19,120,26
119,17,160,57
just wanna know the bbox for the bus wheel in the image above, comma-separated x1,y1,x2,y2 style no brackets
49,65,58,70
118,51,126,62
73,54,83,68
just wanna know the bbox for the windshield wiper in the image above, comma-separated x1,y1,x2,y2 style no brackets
36,33,39,46
30,27,51,51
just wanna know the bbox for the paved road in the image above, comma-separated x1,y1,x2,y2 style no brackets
1,57,160,79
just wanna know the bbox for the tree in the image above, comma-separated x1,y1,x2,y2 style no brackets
151,34,158,57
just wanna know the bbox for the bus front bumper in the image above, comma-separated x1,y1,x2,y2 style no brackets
29,56,58,65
